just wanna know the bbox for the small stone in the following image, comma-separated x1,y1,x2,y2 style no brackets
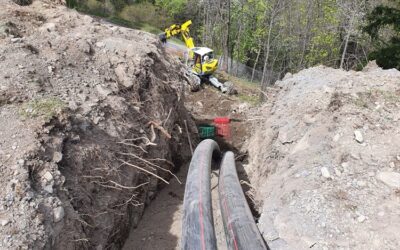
93,117,101,125
321,167,331,179
0,219,10,226
42,172,53,182
53,206,65,223
333,134,340,142
376,172,400,188
11,145,17,150
357,215,366,223
17,159,25,166
68,101,79,111
341,162,349,171
389,162,395,168
354,130,364,143
11,38,22,43
48,66,53,74
43,185,53,194
53,152,63,163
378,211,385,217
303,114,316,125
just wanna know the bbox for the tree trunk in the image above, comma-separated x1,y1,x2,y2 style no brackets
340,13,355,70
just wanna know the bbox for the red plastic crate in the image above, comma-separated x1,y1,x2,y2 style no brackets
214,117,231,138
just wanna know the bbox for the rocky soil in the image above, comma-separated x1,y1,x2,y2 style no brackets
246,63,400,249
0,0,196,249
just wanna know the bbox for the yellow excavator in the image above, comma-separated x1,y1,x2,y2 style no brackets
160,20,235,94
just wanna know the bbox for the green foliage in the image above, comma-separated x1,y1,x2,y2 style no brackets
364,4,400,69
155,0,187,18
66,0,78,8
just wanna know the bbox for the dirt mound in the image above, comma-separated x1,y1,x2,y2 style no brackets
0,0,195,249
246,64,400,249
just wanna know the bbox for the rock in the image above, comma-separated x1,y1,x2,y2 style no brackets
334,168,342,177
96,84,112,97
389,162,395,168
53,152,63,163
17,159,25,166
279,131,293,144
376,172,400,188
0,219,10,226
43,185,53,194
354,130,364,143
93,117,101,125
53,206,65,223
40,23,56,33
11,38,23,43
357,215,366,223
114,64,133,88
321,167,331,179
42,171,53,182
77,39,92,54
68,101,79,111
303,114,316,125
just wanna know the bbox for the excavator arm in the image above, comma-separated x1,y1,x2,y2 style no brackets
162,20,195,49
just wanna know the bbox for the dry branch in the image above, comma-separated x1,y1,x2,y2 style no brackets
118,152,181,184
118,159,169,184
147,121,172,139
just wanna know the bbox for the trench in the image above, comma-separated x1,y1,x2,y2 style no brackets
122,122,261,250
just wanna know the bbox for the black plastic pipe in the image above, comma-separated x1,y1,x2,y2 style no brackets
219,152,268,250
181,139,220,250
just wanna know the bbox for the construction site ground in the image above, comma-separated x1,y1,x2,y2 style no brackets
1,1,399,250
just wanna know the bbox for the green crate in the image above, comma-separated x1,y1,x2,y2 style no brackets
198,125,215,139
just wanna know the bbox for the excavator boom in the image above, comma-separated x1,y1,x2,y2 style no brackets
164,20,195,49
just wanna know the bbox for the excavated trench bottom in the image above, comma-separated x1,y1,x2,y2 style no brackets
122,162,227,250
123,86,257,249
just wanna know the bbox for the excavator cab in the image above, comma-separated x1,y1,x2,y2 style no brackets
191,47,218,76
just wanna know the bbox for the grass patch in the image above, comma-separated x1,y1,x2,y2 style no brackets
353,89,400,108
215,71,260,90
20,97,65,120
238,93,261,106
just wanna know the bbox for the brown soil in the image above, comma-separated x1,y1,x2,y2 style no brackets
0,1,197,249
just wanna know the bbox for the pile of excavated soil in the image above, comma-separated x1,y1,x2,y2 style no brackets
0,0,196,249
246,63,400,249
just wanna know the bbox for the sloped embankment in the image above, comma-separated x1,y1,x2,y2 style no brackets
246,64,400,249
0,1,195,249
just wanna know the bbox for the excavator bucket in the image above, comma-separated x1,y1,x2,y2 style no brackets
159,33,167,44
